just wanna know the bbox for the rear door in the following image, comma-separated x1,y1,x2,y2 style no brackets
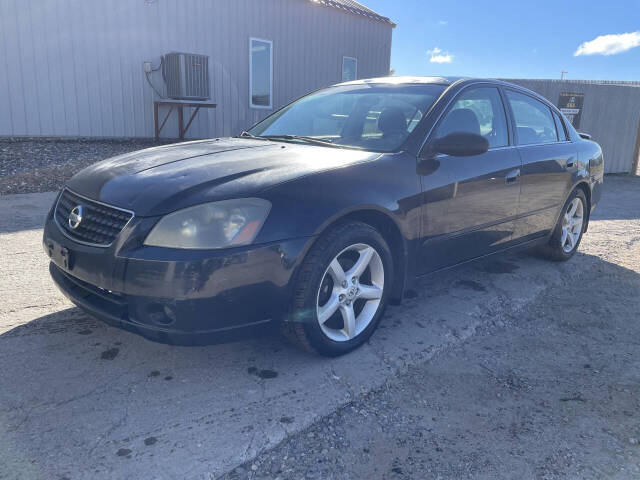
417,85,522,273
504,89,577,241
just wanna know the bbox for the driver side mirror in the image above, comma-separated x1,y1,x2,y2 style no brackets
428,132,490,158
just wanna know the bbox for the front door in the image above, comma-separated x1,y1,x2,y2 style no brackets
418,86,522,273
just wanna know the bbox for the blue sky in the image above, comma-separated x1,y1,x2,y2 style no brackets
364,0,640,81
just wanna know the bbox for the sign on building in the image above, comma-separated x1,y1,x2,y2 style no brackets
558,92,584,128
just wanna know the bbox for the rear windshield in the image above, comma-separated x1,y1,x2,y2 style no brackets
248,84,446,152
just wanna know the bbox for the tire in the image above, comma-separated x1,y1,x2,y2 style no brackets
283,221,394,356
537,188,588,261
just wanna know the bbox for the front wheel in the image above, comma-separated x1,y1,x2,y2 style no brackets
538,188,588,261
284,222,393,356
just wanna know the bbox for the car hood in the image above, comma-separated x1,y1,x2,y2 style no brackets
66,138,380,216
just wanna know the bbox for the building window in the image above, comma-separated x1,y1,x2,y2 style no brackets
250,38,272,109
342,56,357,82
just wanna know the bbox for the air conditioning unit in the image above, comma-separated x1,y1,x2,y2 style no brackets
162,52,210,100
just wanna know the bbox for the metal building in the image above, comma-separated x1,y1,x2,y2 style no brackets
505,79,640,174
0,0,393,139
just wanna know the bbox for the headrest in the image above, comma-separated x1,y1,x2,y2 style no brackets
378,107,407,135
438,108,481,136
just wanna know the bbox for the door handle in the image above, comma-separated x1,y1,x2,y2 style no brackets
505,168,520,185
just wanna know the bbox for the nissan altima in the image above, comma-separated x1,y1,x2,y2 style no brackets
44,77,604,356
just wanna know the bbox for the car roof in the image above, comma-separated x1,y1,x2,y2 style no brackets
336,76,528,89
335,76,554,106
336,76,462,86
338,76,472,86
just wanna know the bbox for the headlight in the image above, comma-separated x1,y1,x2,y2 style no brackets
144,198,271,249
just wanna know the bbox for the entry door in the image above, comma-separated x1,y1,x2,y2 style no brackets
418,86,522,273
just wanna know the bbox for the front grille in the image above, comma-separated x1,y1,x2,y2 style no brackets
54,188,134,246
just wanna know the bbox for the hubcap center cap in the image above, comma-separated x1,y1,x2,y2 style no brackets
346,287,357,300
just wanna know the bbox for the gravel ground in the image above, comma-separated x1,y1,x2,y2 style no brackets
0,138,178,195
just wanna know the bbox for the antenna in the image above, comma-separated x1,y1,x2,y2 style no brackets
561,70,568,80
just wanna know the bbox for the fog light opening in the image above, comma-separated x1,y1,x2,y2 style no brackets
163,305,177,323
146,303,176,326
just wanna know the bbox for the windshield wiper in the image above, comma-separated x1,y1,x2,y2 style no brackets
238,130,257,138
258,134,340,148
236,131,276,142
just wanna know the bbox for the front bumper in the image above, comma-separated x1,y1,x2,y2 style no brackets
44,214,311,345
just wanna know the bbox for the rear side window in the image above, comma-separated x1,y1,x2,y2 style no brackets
506,90,558,145
435,87,508,148
552,111,568,141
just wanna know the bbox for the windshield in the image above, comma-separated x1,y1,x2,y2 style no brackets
247,83,446,152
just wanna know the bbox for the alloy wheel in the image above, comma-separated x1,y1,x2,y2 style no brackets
316,243,384,342
561,197,584,253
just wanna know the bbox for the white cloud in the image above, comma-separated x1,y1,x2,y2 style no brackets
574,31,640,56
438,20,448,25
427,47,453,64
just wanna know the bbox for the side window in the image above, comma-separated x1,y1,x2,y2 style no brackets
552,111,568,141
506,90,558,145
435,87,508,148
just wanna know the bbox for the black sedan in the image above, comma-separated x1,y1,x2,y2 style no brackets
44,77,604,356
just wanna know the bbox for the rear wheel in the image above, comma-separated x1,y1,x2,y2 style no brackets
538,188,588,261
284,222,393,356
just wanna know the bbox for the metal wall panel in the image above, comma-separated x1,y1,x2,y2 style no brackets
0,0,392,140
505,79,640,174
